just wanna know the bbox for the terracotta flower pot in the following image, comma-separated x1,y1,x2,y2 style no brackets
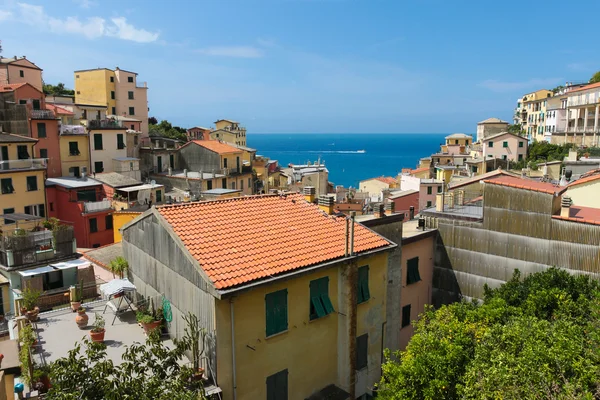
192,368,204,382
141,320,162,334
70,301,81,312
75,309,88,329
90,328,105,343
26,307,40,322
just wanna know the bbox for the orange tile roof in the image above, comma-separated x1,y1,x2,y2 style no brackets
46,104,74,116
0,83,28,92
184,140,242,154
156,194,392,290
567,82,600,94
374,176,398,185
483,175,567,195
410,167,429,174
568,169,600,187
552,205,600,226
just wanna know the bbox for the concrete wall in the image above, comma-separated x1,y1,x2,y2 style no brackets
179,143,221,172
113,211,141,242
476,123,508,142
567,180,600,208
114,69,149,135
391,192,419,217
0,168,46,225
75,69,112,107
360,179,391,198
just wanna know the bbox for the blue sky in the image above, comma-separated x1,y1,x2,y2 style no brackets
1,0,599,133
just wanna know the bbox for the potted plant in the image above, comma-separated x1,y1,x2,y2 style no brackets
33,365,51,393
183,312,206,382
109,256,128,279
70,280,84,311
136,298,163,335
90,313,105,343
18,324,36,387
75,306,88,329
21,288,41,322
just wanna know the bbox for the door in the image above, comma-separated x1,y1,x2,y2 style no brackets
156,190,162,203
169,154,174,169
157,156,162,173
0,146,8,171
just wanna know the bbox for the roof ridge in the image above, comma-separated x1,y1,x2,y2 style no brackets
155,193,288,209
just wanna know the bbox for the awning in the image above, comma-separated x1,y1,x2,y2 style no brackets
18,266,56,277
99,278,136,298
119,184,164,192
52,259,91,270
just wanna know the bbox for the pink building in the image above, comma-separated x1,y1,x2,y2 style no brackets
481,132,528,162
187,126,211,141
388,189,419,218
400,175,443,211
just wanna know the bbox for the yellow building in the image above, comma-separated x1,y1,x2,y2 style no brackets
521,89,553,142
59,132,90,177
210,119,247,146
112,210,142,242
122,194,399,400
0,134,46,227
359,176,399,199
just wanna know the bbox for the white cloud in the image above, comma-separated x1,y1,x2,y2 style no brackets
195,46,264,58
478,78,562,93
73,0,96,9
14,2,158,43
0,10,12,21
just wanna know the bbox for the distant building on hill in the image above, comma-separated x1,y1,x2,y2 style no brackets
359,176,399,201
210,119,246,146
476,118,509,142
0,56,43,91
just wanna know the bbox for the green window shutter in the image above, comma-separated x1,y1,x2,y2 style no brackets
266,289,288,336
310,277,333,320
402,304,411,328
37,123,46,138
407,257,421,285
356,334,368,370
519,141,524,148
267,370,288,400
427,186,432,195
94,134,103,150
503,141,508,148
357,266,370,304
488,141,493,148
117,134,125,149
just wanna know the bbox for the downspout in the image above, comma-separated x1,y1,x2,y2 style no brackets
350,211,356,256
344,217,349,257
230,298,238,400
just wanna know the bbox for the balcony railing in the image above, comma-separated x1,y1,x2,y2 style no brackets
88,119,123,129
0,226,75,269
29,109,56,120
60,124,86,135
0,158,47,171
83,199,112,213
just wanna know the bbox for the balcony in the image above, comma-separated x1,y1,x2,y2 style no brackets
0,158,47,171
60,124,86,135
82,199,112,213
88,119,124,130
29,109,56,120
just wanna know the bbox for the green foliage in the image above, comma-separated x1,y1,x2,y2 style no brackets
507,124,524,135
378,268,600,399
109,256,128,278
19,324,36,386
182,312,206,371
590,71,600,84
72,279,84,303
43,82,75,96
21,288,41,311
92,313,105,333
551,85,565,94
149,118,188,141
136,298,164,324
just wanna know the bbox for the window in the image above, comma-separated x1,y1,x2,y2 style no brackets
37,123,47,138
3,208,15,225
427,186,432,195
402,304,411,328
207,180,213,190
488,141,493,148
1,178,14,194
50,202,54,212
156,190,162,202
94,161,104,173
19,70,24,77
223,158,228,168
128,91,134,100
502,155,508,161
89,218,98,233
117,134,125,149
69,142,80,156
309,276,334,320
77,189,97,202
248,178,252,190
69,166,80,177
130,124,135,130
93,134,103,150
110,76,114,83
26,176,37,191
222,178,227,189
134,135,138,145
519,141,524,148
426,200,432,207
17,145,30,160
455,139,458,144
265,289,288,336
407,257,421,285
128,107,135,116
105,215,113,230
502,141,508,148
112,107,116,115
266,370,288,400
230,182,236,190
111,91,115,100
240,179,244,190
437,186,442,193
518,154,523,161
24,204,44,217
357,265,370,304
128,76,134,83
356,334,368,370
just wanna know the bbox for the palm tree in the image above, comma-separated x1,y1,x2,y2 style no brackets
109,256,128,279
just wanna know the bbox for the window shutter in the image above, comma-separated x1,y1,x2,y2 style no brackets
356,334,368,370
357,266,370,304
407,257,421,285
266,373,277,400
280,289,288,333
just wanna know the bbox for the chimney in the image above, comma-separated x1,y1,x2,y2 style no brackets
561,196,572,218
409,206,415,220
183,169,188,178
385,201,395,214
304,186,316,203
168,167,172,176
373,203,385,218
456,189,465,206
318,195,334,215
436,193,444,212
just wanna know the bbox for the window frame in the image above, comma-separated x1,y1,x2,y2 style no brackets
488,141,493,148
37,123,47,138
427,186,432,195
17,145,30,160
26,176,38,192
39,149,48,159
128,106,135,116
502,141,508,148
93,134,103,150
309,276,334,320
94,161,104,173
265,289,288,337
117,133,125,150
69,141,80,156
128,91,134,100
356,333,368,370
1,178,14,194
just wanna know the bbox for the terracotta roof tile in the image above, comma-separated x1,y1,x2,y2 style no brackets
184,140,242,154
483,175,567,196
568,170,600,187
552,205,600,226
0,83,28,92
46,104,74,116
157,194,392,290
567,82,600,94
374,176,398,185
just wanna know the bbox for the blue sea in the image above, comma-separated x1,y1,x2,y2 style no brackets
247,133,447,188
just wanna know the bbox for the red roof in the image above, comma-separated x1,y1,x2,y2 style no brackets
184,140,242,154
374,177,398,185
568,169,600,187
157,194,392,290
552,205,600,226
0,83,28,92
567,82,600,94
410,167,429,175
46,104,74,116
483,175,567,195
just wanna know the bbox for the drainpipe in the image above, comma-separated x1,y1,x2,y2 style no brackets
230,298,238,400
350,211,356,256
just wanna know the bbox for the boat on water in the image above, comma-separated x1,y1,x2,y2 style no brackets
356,150,366,154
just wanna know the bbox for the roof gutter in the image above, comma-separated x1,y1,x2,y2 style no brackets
217,243,397,298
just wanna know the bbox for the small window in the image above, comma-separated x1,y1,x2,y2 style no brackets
502,141,508,148
426,200,432,207
265,289,288,336
94,161,104,173
111,91,115,100
357,266,370,304
502,155,508,161
37,123,47,138
3,208,15,224
69,142,80,156
17,145,30,160
519,141,524,148
50,202,54,211
128,107,135,116
128,91,134,100
427,186,432,195
518,154,523,161
356,334,368,370
134,135,138,145
407,257,421,285
402,304,411,328
222,178,227,189
89,218,98,233
77,91,80,95
39,149,48,159
26,176,38,191
93,134,103,150
117,134,125,150
105,215,113,230
128,76,134,83
266,369,288,400
111,107,116,115
1,178,14,194
19,70,24,77
309,276,334,320
207,180,213,190
76,74,80,79
437,186,442,193
69,166,80,177
455,139,458,144
223,158,228,168
110,76,114,83
488,141,493,148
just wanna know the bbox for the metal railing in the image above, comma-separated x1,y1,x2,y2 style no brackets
0,158,47,171
83,199,112,213
88,119,123,129
29,109,56,119
60,124,86,135
0,227,75,268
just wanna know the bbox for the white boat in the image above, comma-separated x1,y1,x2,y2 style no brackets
356,149,366,154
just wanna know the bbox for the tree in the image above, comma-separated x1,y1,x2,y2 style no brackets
148,116,158,125
108,256,128,279
377,268,600,399
590,71,600,84
48,316,207,399
148,118,188,141
43,82,75,96
507,124,524,135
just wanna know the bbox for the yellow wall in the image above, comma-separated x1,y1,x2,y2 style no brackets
215,252,388,400
113,211,141,242
436,168,453,183
220,153,244,171
567,181,600,208
59,135,90,176
74,69,114,108
445,138,470,146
